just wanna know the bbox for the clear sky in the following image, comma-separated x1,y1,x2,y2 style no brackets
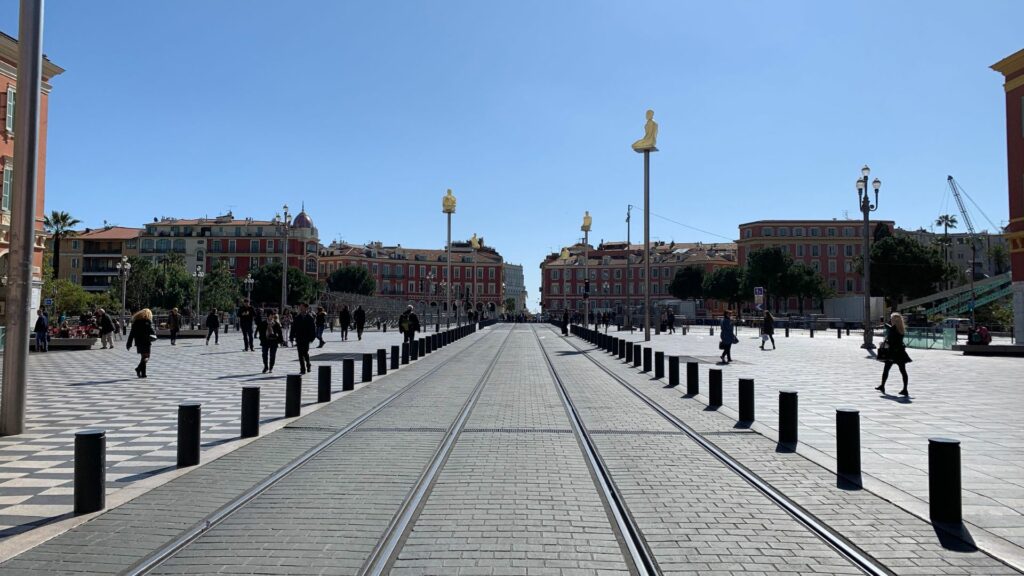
1,1,1020,310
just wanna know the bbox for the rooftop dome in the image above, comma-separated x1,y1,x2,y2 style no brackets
292,210,314,229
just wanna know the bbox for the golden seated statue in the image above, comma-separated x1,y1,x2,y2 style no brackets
631,109,658,152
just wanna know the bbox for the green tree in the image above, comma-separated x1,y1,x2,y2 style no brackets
743,247,794,310
250,262,322,308
327,264,376,295
702,267,745,314
867,236,948,307
989,243,1009,275
784,263,830,315
667,266,705,301
199,260,240,313
118,256,157,312
504,297,516,314
873,222,893,242
153,256,195,310
43,210,81,282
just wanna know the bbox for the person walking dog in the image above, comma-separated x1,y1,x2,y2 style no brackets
875,312,912,396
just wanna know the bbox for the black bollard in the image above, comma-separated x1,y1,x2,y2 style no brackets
402,342,410,364
425,335,433,354
846,327,850,336
285,375,301,417
633,344,642,368
654,351,664,379
177,402,201,467
779,390,798,445
626,341,634,363
785,325,790,338
810,327,814,338
642,348,652,373
418,337,426,358
837,327,841,339
668,356,680,387
686,362,699,396
710,327,714,336
377,348,387,375
241,385,260,437
342,359,355,391
738,378,755,422
391,345,400,369
318,366,331,402
410,339,419,361
618,339,626,359
836,408,860,476
929,438,962,523
709,369,723,407
74,429,105,514
362,353,373,382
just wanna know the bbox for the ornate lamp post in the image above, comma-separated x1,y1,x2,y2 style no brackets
278,204,291,313
470,233,480,323
856,165,882,350
626,204,634,331
193,264,205,327
559,247,570,319
244,273,255,302
581,211,592,329
116,255,132,330
442,189,455,327
427,270,437,331
631,110,658,341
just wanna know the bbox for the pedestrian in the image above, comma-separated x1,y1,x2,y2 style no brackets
719,310,737,364
354,305,366,340
168,307,181,345
205,308,220,345
257,309,283,373
291,303,316,374
667,309,676,334
338,305,351,341
238,299,256,352
760,311,776,350
315,306,327,348
33,309,49,352
97,308,115,349
398,305,419,343
875,312,912,396
126,308,156,378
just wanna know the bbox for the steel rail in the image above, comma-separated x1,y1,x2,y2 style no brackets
531,326,660,576
556,326,893,576
124,327,498,576
361,327,516,575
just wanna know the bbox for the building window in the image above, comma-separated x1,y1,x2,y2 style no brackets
455,267,461,279
408,281,415,293
827,227,837,237
846,279,854,292
5,87,14,133
809,228,820,237
796,245,804,257
71,257,78,269
844,245,853,257
652,268,659,278
477,268,483,280
743,229,752,239
551,284,559,295
843,227,855,237
828,245,837,256
0,161,11,211
419,265,426,277
763,227,773,237
828,260,837,273
794,228,805,237
614,269,622,280
812,260,821,272
778,227,789,237
811,245,820,257
844,261,852,273
489,268,496,280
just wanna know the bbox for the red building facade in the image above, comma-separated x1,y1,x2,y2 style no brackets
992,48,1024,341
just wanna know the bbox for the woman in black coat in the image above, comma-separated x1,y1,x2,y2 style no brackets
876,312,912,396
126,308,157,378
760,311,776,350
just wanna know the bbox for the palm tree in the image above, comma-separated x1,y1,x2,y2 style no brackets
43,210,81,281
935,214,958,288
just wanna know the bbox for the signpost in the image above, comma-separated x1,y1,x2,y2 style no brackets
754,286,765,312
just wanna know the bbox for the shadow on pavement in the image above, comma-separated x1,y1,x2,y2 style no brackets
933,522,979,552
69,379,130,386
0,512,74,539
836,473,863,491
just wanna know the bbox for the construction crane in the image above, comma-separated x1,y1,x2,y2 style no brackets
947,175,982,324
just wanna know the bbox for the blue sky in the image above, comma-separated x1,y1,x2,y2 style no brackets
2,1,1020,309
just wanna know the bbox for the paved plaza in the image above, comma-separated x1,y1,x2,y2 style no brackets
0,323,1019,574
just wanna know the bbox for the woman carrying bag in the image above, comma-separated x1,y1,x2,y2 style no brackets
875,312,912,396
127,308,157,378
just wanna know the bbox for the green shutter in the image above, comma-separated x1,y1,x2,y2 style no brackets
5,87,13,132
2,165,12,211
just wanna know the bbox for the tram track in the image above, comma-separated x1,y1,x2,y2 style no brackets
542,324,892,576
124,326,509,576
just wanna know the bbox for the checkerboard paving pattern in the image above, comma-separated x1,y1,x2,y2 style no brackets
0,329,408,539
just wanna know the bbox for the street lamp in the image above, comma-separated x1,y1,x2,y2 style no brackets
626,204,634,331
193,264,206,328
559,247,570,320
116,256,132,330
856,164,881,350
581,211,592,329
470,233,480,323
427,270,437,330
442,189,456,328
279,204,291,312
244,273,255,302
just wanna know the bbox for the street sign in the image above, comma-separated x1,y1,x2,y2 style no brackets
43,298,53,306
753,287,764,297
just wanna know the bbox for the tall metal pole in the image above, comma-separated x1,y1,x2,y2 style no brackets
1,0,45,436
861,189,872,349
583,230,589,328
446,212,452,327
643,151,651,342
626,205,632,331
280,205,289,313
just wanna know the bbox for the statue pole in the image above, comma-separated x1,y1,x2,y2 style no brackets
643,150,652,342
446,212,452,328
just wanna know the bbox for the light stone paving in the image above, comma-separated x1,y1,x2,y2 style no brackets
603,324,1024,558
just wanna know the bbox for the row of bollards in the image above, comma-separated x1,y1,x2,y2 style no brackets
72,322,480,516
571,323,965,525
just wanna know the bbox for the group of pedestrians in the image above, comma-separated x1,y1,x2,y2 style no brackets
336,305,366,341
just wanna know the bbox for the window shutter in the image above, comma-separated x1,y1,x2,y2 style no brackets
5,87,13,133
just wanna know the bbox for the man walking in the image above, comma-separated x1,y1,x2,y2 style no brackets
354,305,366,341
667,308,676,334
33,309,49,352
338,305,351,341
315,306,328,348
97,308,115,349
398,305,419,343
168,307,181,345
238,299,256,352
292,302,316,374
205,308,220,345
